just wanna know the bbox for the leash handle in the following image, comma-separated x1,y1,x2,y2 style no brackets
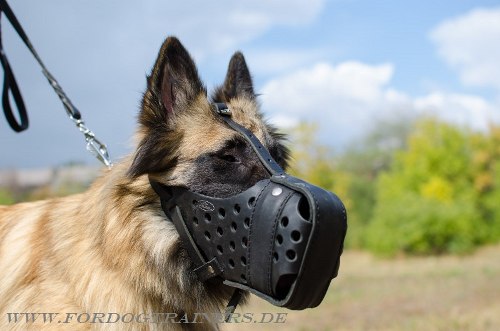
0,10,28,132
0,0,112,168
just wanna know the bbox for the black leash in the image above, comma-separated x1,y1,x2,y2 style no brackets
0,0,29,132
0,0,112,167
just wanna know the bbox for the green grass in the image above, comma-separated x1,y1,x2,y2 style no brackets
225,244,500,331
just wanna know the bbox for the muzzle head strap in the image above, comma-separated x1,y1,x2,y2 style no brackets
214,102,284,176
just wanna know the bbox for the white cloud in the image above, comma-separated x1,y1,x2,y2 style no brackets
414,92,499,131
260,61,499,147
430,7,500,90
260,61,408,146
261,61,397,114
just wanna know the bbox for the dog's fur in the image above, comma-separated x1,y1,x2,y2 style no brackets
0,37,289,330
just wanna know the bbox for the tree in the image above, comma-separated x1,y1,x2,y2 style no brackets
365,118,489,255
470,124,500,242
337,116,414,247
286,118,413,248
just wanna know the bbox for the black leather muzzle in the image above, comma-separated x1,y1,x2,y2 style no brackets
150,103,347,310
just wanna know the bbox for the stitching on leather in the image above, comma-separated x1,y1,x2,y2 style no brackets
266,191,293,295
246,181,272,285
295,190,320,304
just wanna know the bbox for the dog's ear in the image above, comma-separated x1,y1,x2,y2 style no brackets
130,37,205,178
213,52,255,102
142,36,205,124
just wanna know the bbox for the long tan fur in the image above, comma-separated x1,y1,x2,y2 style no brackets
0,37,289,331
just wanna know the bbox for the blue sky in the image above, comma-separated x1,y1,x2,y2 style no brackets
0,0,499,168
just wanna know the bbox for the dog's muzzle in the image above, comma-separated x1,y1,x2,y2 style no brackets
150,103,347,311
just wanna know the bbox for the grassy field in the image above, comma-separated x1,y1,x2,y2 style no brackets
224,244,500,331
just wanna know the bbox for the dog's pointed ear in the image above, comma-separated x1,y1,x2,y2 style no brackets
213,52,255,102
130,37,205,178
142,37,205,124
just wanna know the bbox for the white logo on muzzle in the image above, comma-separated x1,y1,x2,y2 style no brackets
195,200,215,212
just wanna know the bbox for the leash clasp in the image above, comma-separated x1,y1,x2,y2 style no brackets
75,119,112,169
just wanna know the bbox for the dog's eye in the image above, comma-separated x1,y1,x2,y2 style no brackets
218,154,239,163
214,138,245,163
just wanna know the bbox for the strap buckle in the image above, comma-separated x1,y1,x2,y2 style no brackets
214,102,232,116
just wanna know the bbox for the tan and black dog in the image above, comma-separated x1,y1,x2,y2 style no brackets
0,37,290,330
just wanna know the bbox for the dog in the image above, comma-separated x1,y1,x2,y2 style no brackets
0,36,290,330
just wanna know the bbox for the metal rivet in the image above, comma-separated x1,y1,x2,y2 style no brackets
208,266,214,274
272,187,283,196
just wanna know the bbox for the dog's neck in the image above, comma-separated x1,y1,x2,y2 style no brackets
77,157,233,317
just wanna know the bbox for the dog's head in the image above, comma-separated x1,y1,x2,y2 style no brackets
129,37,289,197
119,38,346,314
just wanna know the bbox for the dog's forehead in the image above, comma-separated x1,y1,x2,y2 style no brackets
178,96,268,157
226,97,265,135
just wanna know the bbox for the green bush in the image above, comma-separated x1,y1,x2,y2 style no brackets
288,117,500,256
0,189,14,205
365,119,498,255
365,192,486,255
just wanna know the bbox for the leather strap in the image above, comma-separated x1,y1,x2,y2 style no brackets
150,180,223,282
214,103,284,176
0,2,29,131
0,42,28,132
224,289,243,322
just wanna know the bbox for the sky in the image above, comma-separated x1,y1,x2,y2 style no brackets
0,0,499,168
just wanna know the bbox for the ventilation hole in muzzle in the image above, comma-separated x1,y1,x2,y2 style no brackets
248,197,256,208
217,245,223,255
192,199,198,206
204,213,211,223
276,234,283,245
217,227,223,236
298,196,311,221
229,241,236,251
229,259,235,269
241,256,247,266
204,231,211,241
291,230,301,243
273,252,279,263
193,217,199,225
286,250,297,261
242,237,248,248
234,204,241,215
218,208,226,219
241,274,246,282
231,222,237,232
275,274,297,299
280,217,289,228
244,218,250,229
